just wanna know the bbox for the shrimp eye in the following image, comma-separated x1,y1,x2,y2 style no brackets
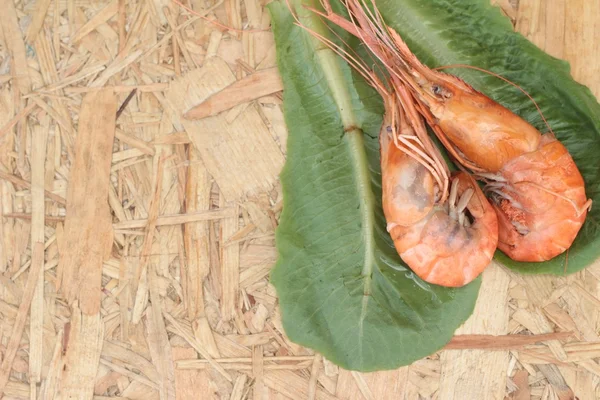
386,126,392,132
431,84,452,99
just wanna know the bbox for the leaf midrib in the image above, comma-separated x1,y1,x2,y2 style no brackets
300,3,377,363
313,48,376,281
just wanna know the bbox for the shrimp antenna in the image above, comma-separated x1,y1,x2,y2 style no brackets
394,83,450,200
305,0,411,87
316,3,390,86
285,0,390,95
293,19,388,94
434,64,554,136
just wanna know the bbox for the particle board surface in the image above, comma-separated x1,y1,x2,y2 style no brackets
0,0,598,399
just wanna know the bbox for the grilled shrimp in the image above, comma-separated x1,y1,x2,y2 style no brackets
381,94,498,286
310,0,592,262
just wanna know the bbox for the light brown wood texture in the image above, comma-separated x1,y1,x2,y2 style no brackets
439,263,511,399
183,67,283,120
59,306,105,399
0,0,598,399
166,58,285,202
58,88,117,314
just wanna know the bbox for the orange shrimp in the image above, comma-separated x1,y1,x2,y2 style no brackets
310,0,592,262
380,88,498,286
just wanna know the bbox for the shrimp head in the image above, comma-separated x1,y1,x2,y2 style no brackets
486,134,592,261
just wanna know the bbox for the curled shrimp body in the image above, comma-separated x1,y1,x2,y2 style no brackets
309,0,591,262
381,90,498,287
381,129,498,286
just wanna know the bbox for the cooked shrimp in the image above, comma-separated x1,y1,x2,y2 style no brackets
381,92,498,286
310,0,592,262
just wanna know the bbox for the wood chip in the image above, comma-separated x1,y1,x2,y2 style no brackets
440,263,510,399
163,312,232,382
39,329,65,399
264,370,338,400
1,0,32,94
26,0,53,43
102,340,160,383
57,88,116,313
307,354,321,400
113,208,235,230
0,242,44,395
230,374,247,400
184,67,282,120
445,332,573,350
335,367,418,400
172,347,215,400
146,302,176,400
29,120,48,389
183,148,211,320
220,199,239,322
512,308,568,361
166,58,284,201
58,303,105,399
253,345,265,400
72,0,119,43
510,370,531,400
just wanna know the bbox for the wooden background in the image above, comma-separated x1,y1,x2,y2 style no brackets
0,0,599,399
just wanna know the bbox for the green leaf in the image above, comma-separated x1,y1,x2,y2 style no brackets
271,0,600,372
269,0,480,372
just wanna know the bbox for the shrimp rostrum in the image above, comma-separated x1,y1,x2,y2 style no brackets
311,0,592,262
